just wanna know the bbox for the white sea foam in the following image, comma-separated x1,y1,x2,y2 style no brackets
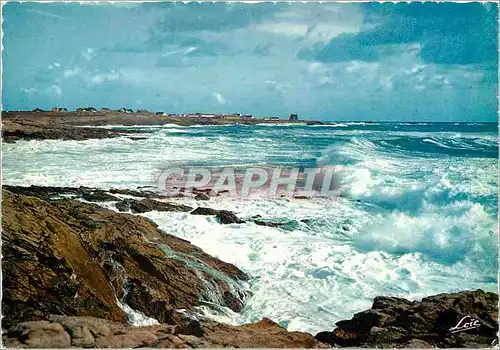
116,300,159,326
77,124,183,128
3,123,497,334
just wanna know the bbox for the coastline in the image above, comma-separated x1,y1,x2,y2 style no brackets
2,111,323,143
2,184,498,348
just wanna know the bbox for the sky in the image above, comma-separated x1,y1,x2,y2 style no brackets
2,1,498,121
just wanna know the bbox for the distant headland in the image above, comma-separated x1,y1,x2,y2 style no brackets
2,107,323,143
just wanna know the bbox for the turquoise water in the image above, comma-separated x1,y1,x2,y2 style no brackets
3,121,498,333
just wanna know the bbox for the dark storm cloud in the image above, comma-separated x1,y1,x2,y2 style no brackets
140,2,287,33
301,2,498,65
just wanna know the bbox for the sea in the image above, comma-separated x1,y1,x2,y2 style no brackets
3,121,498,334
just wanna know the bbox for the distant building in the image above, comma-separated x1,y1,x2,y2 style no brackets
100,108,110,112
118,108,133,113
200,114,216,118
242,114,253,119
289,113,298,121
83,107,97,112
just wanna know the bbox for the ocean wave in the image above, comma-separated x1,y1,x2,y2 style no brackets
353,201,497,267
77,124,183,129
3,122,497,334
254,123,305,126
345,122,380,126
317,123,349,127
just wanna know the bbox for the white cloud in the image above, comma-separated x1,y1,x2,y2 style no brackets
21,87,37,96
212,92,226,105
256,22,309,37
51,84,62,98
257,4,363,43
90,71,120,85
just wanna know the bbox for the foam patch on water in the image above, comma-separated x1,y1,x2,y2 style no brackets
3,123,497,334
142,192,497,333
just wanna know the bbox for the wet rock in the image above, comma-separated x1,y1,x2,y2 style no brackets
216,210,245,224
252,220,286,228
316,289,498,348
194,193,210,201
2,185,118,203
191,207,245,224
108,188,166,199
115,200,130,212
190,207,219,216
2,188,248,329
293,195,310,199
81,191,118,202
115,198,192,214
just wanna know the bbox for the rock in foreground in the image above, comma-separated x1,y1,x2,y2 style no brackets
315,289,498,348
3,315,326,348
2,188,248,330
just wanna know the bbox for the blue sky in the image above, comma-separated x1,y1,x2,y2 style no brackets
2,1,498,121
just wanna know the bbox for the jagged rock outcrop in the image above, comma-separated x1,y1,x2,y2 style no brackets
4,185,498,348
315,290,498,348
114,198,193,213
3,314,327,348
2,189,249,330
2,185,119,202
191,207,245,224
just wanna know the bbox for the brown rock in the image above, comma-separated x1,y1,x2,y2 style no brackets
4,315,327,348
4,321,71,348
2,188,248,329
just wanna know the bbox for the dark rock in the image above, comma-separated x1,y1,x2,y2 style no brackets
253,220,286,228
314,331,336,344
319,289,499,348
115,200,130,212
216,210,245,224
81,191,118,202
115,198,192,214
195,193,210,201
190,207,244,224
191,207,219,216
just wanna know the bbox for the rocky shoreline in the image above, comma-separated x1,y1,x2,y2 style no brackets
2,185,498,348
2,111,323,143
